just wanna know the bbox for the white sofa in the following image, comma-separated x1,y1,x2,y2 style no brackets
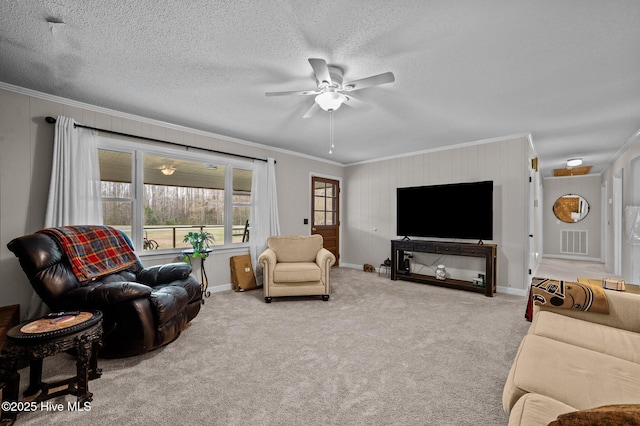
503,286,640,425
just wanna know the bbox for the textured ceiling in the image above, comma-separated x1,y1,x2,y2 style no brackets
1,1,639,176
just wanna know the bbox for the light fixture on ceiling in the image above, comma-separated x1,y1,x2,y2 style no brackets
160,165,176,176
566,158,583,168
315,90,346,112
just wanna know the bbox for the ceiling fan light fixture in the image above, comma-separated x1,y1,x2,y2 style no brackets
315,91,346,112
566,158,582,168
160,165,176,176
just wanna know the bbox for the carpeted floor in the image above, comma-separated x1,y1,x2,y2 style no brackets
6,268,530,425
534,257,621,282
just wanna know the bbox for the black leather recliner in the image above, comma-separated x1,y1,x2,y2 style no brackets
7,230,202,358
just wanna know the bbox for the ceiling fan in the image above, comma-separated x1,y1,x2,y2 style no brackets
265,58,395,118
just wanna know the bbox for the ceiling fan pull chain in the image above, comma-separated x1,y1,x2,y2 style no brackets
329,111,335,154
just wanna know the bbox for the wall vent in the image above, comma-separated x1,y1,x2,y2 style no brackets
561,230,588,255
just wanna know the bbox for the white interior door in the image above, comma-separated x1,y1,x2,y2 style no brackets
632,158,640,283
613,171,623,276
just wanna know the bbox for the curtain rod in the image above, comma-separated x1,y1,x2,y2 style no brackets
45,116,272,163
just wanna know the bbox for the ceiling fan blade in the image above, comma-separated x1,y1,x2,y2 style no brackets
343,71,395,91
302,103,320,118
308,58,332,86
342,94,372,111
265,89,320,97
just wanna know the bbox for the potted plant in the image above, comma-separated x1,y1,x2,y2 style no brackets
183,231,215,260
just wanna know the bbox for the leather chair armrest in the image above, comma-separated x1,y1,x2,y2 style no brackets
137,263,193,286
64,282,152,308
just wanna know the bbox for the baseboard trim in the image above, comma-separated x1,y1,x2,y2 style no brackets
341,263,364,271
542,254,603,262
210,283,232,293
497,286,528,297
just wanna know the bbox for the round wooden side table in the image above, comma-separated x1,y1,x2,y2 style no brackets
0,311,103,425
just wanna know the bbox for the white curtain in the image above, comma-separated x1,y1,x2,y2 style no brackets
26,115,103,319
44,116,103,227
626,206,640,245
249,157,280,285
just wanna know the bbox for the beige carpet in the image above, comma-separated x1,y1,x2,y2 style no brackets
6,268,529,425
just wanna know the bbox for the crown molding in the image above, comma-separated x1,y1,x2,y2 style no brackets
0,81,344,167
345,132,532,166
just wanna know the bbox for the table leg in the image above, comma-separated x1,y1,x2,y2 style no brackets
23,359,43,399
75,335,93,403
201,258,211,300
89,340,102,380
0,355,19,424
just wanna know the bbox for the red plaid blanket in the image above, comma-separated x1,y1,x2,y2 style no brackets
38,225,140,282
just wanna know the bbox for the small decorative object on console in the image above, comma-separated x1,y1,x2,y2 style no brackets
435,264,446,280
473,273,486,287
603,277,626,291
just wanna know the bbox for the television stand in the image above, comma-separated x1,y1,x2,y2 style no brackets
390,240,497,297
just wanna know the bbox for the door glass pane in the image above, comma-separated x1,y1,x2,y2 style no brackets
326,212,334,225
326,198,334,211
315,211,326,226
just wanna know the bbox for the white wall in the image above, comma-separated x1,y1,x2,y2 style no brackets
601,131,640,282
0,83,538,318
0,86,343,318
342,136,532,293
542,175,602,260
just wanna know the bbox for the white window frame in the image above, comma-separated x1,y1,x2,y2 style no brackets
98,136,253,255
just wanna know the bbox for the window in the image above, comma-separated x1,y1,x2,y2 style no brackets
100,149,134,240
98,140,252,252
314,180,337,226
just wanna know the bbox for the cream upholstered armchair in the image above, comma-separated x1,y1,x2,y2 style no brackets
259,235,336,303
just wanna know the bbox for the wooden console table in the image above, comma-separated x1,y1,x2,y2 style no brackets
391,240,497,297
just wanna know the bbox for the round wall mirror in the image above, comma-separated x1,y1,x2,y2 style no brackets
553,194,590,223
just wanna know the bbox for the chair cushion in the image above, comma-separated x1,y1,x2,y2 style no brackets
509,393,576,426
267,235,323,262
273,262,321,283
529,310,640,364
505,334,640,410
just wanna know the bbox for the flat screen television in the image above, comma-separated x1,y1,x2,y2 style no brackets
396,181,493,241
